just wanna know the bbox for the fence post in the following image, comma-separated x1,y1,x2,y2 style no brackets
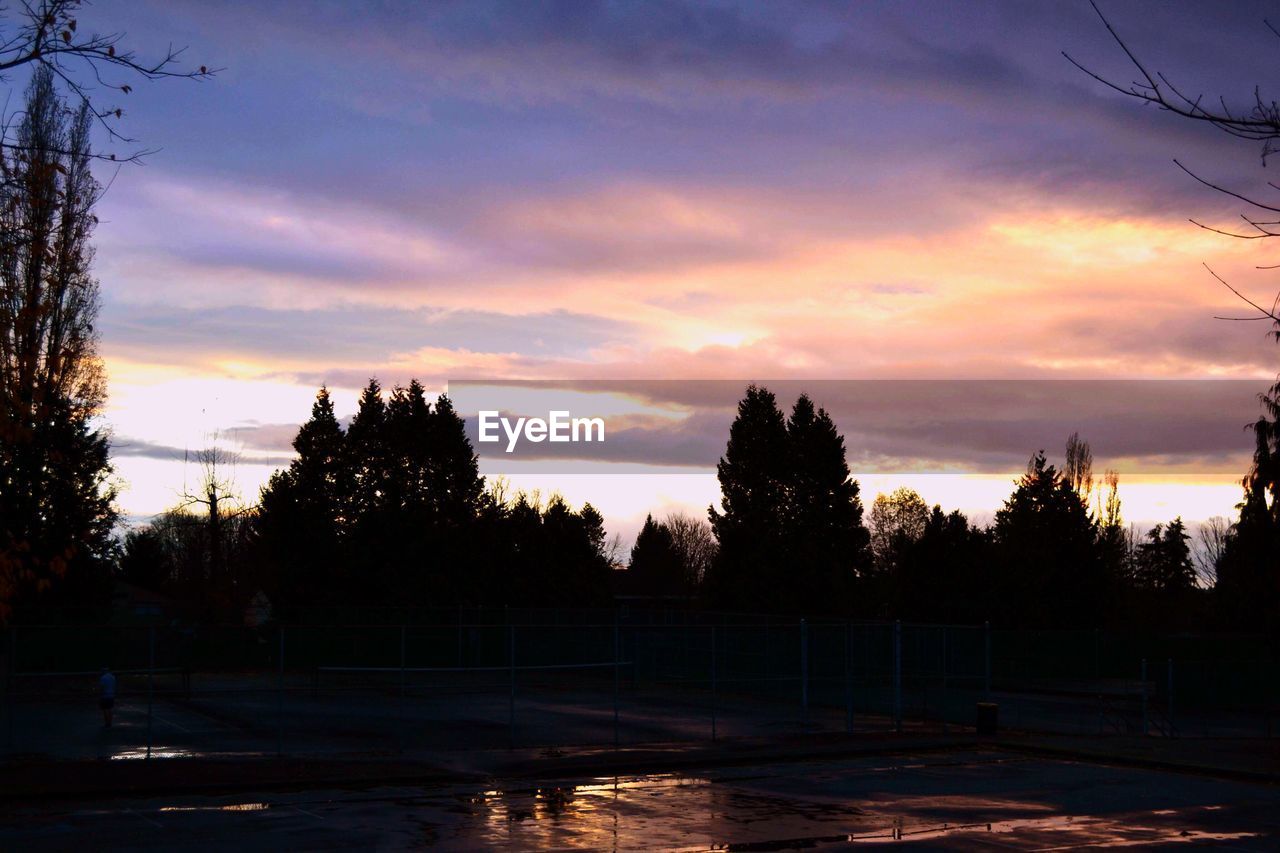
399,625,406,754
1141,658,1148,736
894,620,902,733
613,618,620,749
844,621,853,734
983,621,991,700
710,625,718,742
1166,657,1173,737
276,625,285,757
800,618,809,713
940,626,948,733
146,625,155,760
508,624,516,750
4,625,11,754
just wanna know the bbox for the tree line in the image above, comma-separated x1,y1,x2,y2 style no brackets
106,379,1278,631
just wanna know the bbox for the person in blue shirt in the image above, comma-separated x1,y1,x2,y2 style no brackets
99,667,117,727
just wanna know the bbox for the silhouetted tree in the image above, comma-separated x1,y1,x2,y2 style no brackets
707,386,869,614
706,385,792,610
868,487,931,576
345,378,395,601
0,0,215,164
1193,516,1231,587
1133,518,1197,593
663,512,716,593
427,393,484,525
784,393,869,610
482,492,612,607
0,68,115,617
176,440,250,614
253,387,350,606
627,514,684,599
1072,5,1280,324
992,451,1107,627
1215,384,1280,625
119,526,169,592
891,506,990,622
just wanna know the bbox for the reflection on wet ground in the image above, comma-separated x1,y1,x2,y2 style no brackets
2,749,1278,850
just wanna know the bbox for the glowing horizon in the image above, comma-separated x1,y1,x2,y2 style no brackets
76,1,1280,543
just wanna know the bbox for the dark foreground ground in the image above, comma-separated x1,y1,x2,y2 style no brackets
2,740,1279,851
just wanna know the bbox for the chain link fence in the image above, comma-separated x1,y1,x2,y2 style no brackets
2,611,1276,761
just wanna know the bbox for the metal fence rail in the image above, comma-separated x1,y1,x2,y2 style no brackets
1,614,1276,761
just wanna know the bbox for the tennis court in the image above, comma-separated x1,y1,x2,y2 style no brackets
2,613,1277,761
3,748,1278,850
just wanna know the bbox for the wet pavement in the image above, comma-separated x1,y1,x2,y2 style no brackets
2,749,1278,850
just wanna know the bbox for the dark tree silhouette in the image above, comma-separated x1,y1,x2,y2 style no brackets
427,392,484,526
868,486,930,578
119,525,168,592
627,514,684,599
0,67,114,617
663,512,716,592
1133,517,1197,593
784,393,869,610
1215,383,1280,625
707,386,869,614
253,388,350,606
992,451,1108,627
706,385,792,609
889,506,990,623
1069,0,1280,326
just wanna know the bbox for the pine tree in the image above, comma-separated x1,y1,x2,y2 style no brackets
707,385,791,609
992,452,1104,626
1216,384,1280,627
785,394,869,611
628,514,684,598
1134,518,1196,593
429,393,484,526
253,387,349,607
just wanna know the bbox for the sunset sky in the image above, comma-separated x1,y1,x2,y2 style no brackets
71,1,1280,539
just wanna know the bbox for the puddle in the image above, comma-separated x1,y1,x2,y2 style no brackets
109,747,198,760
158,802,271,814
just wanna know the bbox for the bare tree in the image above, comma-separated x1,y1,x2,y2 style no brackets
1192,515,1231,587
0,0,216,164
663,511,716,589
1096,467,1122,528
178,435,248,597
1067,1,1280,330
1064,432,1095,504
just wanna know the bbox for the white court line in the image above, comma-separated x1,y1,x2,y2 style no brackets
125,807,162,829
292,806,324,820
152,713,192,733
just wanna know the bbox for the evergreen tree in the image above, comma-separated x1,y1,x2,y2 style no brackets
345,379,394,601
628,514,684,598
992,451,1105,626
706,385,791,609
428,393,484,526
383,381,433,599
784,394,869,611
1216,387,1280,626
119,527,171,593
892,506,990,622
1133,518,1196,593
253,387,349,606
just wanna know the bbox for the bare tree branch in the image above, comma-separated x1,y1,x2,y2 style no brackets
0,1,217,164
